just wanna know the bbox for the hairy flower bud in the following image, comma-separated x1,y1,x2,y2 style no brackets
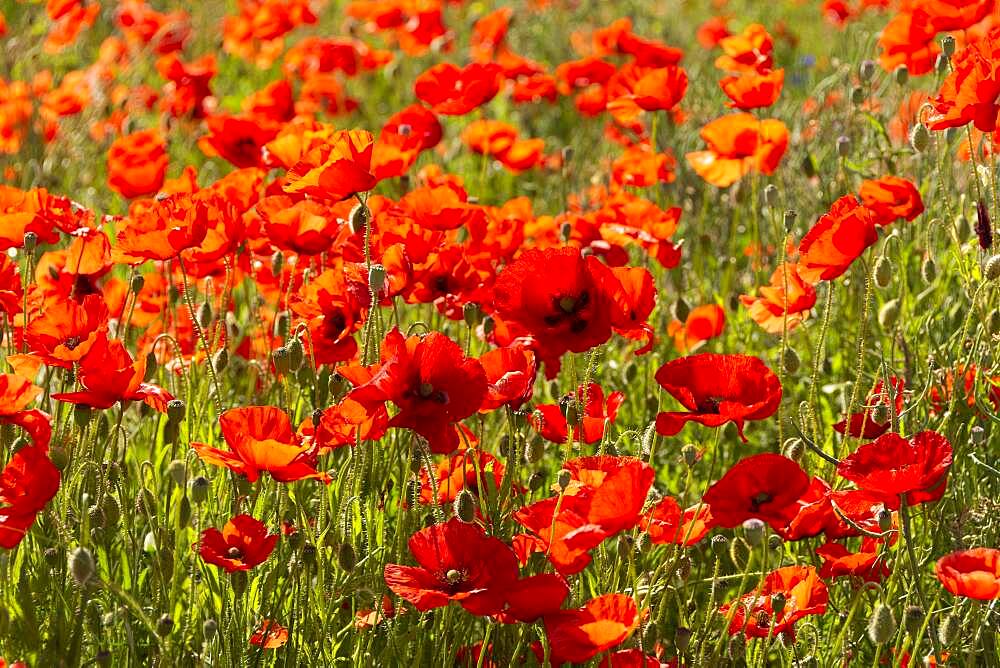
868,603,896,644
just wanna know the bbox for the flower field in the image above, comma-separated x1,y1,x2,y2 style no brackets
1,0,1000,665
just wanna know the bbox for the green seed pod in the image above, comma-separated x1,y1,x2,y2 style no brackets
674,627,692,654
971,425,986,445
850,85,865,106
272,346,291,375
368,264,387,294
921,257,937,284
462,302,482,327
286,337,304,371
73,405,92,430
556,469,572,491
101,496,120,527
672,297,690,322
941,34,956,57
904,605,925,635
349,202,369,236
764,184,779,207
909,123,931,153
189,476,210,504
681,444,699,468
338,542,357,572
782,346,800,374
69,547,95,585
859,59,876,82
23,231,37,251
867,603,896,644
559,222,573,243
873,256,893,288
742,518,766,547
49,445,69,471
939,612,960,646
130,272,145,294
623,361,638,383
782,437,804,462
482,315,495,335
166,399,185,424
197,301,213,329
167,459,186,486
783,209,798,233
984,255,1000,281
213,348,229,373
270,250,284,277
894,65,909,85
876,508,893,532
837,135,851,157
988,309,1000,336
177,496,191,528
524,438,544,463
711,534,728,556
528,471,545,492
878,299,900,330
453,489,476,523
203,619,219,641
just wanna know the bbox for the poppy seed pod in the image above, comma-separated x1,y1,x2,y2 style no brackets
274,311,290,338
971,425,986,445
921,257,937,284
711,534,728,556
482,315,495,335
338,542,357,572
681,443,699,468
984,255,1000,281
197,301,213,329
894,65,909,85
910,123,931,153
166,459,186,486
23,231,38,251
189,476,209,504
939,612,960,645
876,507,893,532
867,603,896,644
941,34,956,58
462,302,482,327
836,136,851,157
453,489,476,523
524,438,544,463
742,518,766,547
783,209,797,233
349,202,369,236
672,297,690,322
166,399,185,424
782,346,800,374
369,264,387,294
859,59,876,82
129,272,145,293
69,547,96,585
764,184,779,207
904,605,924,635
73,405,91,429
878,299,900,330
556,469,572,491
286,337,304,371
528,471,545,492
203,619,218,641
873,256,893,288
850,86,865,107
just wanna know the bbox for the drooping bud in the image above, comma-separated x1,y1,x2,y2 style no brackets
189,476,210,504
672,297,690,322
904,605,924,635
453,489,476,523
939,612,960,645
878,299,900,330
873,256,893,288
782,346,800,374
272,346,291,375
894,65,909,85
338,542,356,572
197,301,213,329
867,603,896,644
681,443,699,468
368,264,386,294
203,619,218,641
921,256,937,284
984,255,1000,281
349,202,369,236
167,460,186,486
166,399,185,424
69,547,96,585
556,469,572,491
836,135,851,157
876,507,893,532
859,60,876,82
782,437,804,462
742,518,766,547
764,184,779,207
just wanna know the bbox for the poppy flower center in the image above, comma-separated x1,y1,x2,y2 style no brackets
227,547,243,560
445,569,464,584
64,336,82,350
419,382,435,398
696,396,723,413
558,296,578,313
750,492,772,511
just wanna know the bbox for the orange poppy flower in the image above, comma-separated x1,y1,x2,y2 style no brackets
740,262,817,334
0,256,22,318
0,375,41,416
797,195,878,282
191,406,330,483
721,68,784,110
543,594,640,665
878,8,940,77
414,62,502,116
640,496,714,546
256,196,343,255
923,0,994,32
667,303,725,353
198,114,279,168
113,192,210,263
250,620,288,649
0,442,61,549
106,129,168,199
22,294,108,368
283,129,377,201
859,176,924,225
461,119,517,156
611,143,676,187
928,27,1000,132
715,23,774,73
720,565,828,638
686,113,789,187
935,548,1000,600
496,138,545,174
606,63,688,120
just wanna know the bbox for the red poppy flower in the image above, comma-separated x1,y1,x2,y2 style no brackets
307,397,388,453
0,185,86,251
929,29,1000,133
935,548,1000,600
640,496,714,546
381,103,442,152
833,377,905,439
859,176,924,226
191,406,329,483
0,375,41,416
414,62,502,116
415,450,506,507
531,383,624,445
22,294,109,368
543,594,640,665
703,453,810,529
740,262,817,334
721,68,784,110
720,565,828,638
493,246,622,368
343,329,487,454
611,144,676,188
197,114,278,168
923,0,994,33
797,195,878,283
478,345,536,412
106,129,169,199
256,196,343,255
0,255,22,318
654,353,781,442
817,538,891,583
607,265,657,353
250,620,288,649
113,192,210,263
0,444,60,549
198,514,279,573
837,431,953,506
283,129,377,201
878,8,939,77
514,456,653,574
51,334,173,411
686,113,789,188
383,518,519,615
497,573,569,624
